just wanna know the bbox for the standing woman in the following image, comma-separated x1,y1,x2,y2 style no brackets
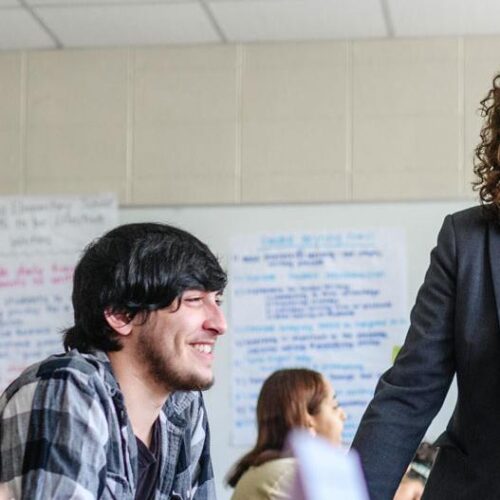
226,368,346,500
352,73,500,500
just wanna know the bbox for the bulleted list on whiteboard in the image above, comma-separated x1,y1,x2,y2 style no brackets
230,228,407,445
0,194,118,391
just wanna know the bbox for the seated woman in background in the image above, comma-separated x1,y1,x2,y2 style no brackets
226,368,346,500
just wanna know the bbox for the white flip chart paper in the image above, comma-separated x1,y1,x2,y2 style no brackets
230,228,407,444
0,194,118,390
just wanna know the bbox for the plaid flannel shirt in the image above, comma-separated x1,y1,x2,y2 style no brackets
0,349,216,500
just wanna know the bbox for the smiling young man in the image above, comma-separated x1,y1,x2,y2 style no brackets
0,223,227,499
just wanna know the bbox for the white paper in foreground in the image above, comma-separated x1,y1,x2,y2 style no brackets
287,430,369,500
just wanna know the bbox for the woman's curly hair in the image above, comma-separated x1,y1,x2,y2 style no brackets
473,73,500,219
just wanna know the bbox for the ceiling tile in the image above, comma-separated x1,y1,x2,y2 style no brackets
209,0,387,42
26,0,188,4
34,3,220,48
0,8,56,49
388,0,500,37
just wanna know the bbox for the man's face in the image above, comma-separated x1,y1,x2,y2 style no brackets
135,289,227,393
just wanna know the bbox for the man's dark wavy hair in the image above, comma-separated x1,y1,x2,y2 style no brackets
63,222,227,353
473,72,500,220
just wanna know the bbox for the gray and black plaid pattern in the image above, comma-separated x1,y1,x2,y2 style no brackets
0,349,215,499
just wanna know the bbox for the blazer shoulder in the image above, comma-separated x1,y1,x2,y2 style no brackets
448,205,487,233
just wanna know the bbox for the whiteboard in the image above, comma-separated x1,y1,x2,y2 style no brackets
122,199,474,500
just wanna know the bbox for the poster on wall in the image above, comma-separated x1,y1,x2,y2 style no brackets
230,228,407,445
0,194,118,391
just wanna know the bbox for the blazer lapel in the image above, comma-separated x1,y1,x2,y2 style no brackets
488,220,500,321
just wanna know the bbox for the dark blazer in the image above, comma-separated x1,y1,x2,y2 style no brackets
352,206,500,500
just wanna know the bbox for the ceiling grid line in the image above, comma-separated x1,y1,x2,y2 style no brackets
27,0,196,7
4,1,500,51
198,0,227,43
19,0,63,48
379,0,395,37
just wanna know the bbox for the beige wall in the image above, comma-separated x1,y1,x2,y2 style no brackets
1,36,498,205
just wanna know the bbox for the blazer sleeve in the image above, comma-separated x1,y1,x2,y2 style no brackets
351,214,457,500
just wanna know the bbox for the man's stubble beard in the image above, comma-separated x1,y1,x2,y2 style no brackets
137,328,214,393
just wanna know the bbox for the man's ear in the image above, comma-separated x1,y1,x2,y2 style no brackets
104,309,133,336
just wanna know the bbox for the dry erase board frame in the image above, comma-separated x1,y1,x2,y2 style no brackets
121,199,473,500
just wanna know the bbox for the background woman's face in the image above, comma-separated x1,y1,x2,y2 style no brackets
309,377,346,446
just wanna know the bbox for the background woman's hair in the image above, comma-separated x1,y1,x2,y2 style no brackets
473,72,500,219
226,368,327,488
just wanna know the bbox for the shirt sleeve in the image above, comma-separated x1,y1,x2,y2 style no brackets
0,368,110,499
189,393,216,500
351,214,457,500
